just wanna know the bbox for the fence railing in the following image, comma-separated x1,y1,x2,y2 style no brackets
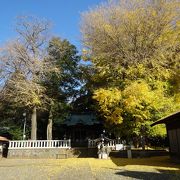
9,140,71,149
88,139,96,148
88,139,116,148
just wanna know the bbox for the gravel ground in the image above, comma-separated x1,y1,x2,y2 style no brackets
0,157,179,180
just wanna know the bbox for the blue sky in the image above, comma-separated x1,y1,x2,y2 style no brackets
0,0,104,51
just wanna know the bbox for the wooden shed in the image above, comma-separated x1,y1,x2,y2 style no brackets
151,111,180,162
0,136,9,158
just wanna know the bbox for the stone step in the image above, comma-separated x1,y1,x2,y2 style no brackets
67,147,97,158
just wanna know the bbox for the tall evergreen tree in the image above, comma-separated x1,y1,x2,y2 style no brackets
43,37,81,139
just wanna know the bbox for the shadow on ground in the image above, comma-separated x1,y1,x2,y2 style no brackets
115,169,180,180
111,156,180,169
110,156,180,179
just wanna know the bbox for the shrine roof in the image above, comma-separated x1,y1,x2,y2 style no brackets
64,113,100,126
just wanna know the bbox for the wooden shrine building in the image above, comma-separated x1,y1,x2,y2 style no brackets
62,113,103,147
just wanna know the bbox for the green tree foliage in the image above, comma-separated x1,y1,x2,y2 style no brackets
47,37,81,99
81,0,180,139
0,100,31,140
42,37,81,139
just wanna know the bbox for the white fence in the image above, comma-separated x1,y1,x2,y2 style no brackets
88,139,116,149
9,140,71,149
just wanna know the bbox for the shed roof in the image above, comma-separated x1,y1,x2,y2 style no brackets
151,111,180,127
64,113,100,126
0,136,9,141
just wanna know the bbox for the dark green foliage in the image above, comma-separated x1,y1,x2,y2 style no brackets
40,37,82,139
47,37,81,100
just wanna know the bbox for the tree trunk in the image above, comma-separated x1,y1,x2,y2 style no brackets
31,106,37,140
47,107,53,140
141,136,145,150
133,136,139,148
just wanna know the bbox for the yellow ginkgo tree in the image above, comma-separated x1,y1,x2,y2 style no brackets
93,80,178,138
82,0,180,141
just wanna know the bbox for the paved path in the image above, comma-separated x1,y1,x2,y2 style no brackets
0,158,180,180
